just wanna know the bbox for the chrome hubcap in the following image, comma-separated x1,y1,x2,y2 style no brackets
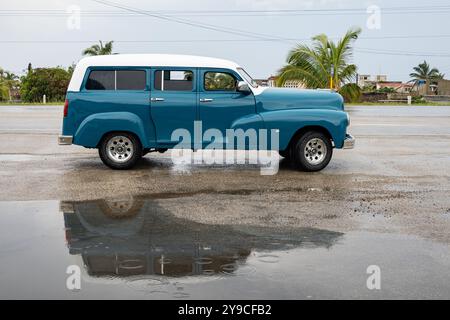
304,138,327,165
106,136,134,163
104,198,134,214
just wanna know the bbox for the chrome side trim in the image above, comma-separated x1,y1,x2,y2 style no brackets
58,135,73,145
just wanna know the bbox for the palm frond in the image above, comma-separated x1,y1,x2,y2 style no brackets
277,28,360,91
82,41,114,56
339,83,361,102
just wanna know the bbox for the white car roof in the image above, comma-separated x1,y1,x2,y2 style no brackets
67,54,241,92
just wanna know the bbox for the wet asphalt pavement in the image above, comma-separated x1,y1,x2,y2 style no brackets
0,105,450,299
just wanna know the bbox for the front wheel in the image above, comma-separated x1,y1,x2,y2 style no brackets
99,132,142,170
291,131,333,172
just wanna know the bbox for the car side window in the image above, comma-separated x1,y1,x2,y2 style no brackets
85,70,146,90
116,70,146,90
154,70,194,91
86,70,115,90
204,72,236,91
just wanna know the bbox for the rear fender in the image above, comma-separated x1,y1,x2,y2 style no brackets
74,112,148,148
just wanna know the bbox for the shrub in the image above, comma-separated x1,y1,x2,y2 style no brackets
20,67,71,102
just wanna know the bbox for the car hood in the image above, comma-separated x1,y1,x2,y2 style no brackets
255,87,344,112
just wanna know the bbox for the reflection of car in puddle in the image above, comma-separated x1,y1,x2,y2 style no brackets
61,197,343,278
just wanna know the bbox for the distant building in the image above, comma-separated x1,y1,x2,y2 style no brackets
254,79,269,87
376,81,413,93
358,74,413,93
282,80,307,89
357,74,388,88
436,79,450,95
254,75,278,88
358,74,371,87
376,75,387,82
417,79,450,96
254,76,305,89
267,76,277,87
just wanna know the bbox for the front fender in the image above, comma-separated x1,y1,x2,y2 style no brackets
230,113,265,131
74,112,148,148
260,109,349,150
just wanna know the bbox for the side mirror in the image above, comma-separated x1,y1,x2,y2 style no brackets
237,81,251,93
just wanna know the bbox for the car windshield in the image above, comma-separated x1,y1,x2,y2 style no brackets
237,68,258,88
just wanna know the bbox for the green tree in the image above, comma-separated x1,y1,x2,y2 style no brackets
377,87,396,94
277,28,362,102
82,40,114,56
20,67,71,102
0,85,9,101
0,68,8,101
0,79,9,101
4,71,19,101
409,61,442,86
67,63,76,76
0,68,19,101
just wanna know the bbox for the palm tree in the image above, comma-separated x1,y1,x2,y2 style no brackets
4,71,18,82
2,71,19,101
277,28,362,102
82,40,114,56
409,61,441,86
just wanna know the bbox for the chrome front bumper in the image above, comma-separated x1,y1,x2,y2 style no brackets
58,135,73,145
343,134,355,149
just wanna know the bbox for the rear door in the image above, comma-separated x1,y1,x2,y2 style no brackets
150,68,197,146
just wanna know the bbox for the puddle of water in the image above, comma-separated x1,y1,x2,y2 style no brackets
0,198,449,299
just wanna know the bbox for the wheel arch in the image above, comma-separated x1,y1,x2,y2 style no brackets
284,125,333,152
97,130,142,149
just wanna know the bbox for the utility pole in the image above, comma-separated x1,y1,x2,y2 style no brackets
330,64,335,90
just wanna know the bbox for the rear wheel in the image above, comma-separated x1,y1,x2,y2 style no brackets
291,131,332,172
99,132,142,170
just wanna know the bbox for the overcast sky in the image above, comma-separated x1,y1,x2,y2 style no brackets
1,0,450,81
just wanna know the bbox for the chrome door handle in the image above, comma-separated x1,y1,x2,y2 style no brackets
151,97,165,102
200,98,214,103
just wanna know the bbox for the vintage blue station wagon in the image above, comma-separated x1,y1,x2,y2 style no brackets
59,54,354,171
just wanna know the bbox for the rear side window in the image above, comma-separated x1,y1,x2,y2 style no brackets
85,69,146,90
86,70,114,90
116,70,146,90
154,70,194,91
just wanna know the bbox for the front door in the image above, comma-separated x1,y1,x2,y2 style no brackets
150,68,197,146
198,68,256,146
